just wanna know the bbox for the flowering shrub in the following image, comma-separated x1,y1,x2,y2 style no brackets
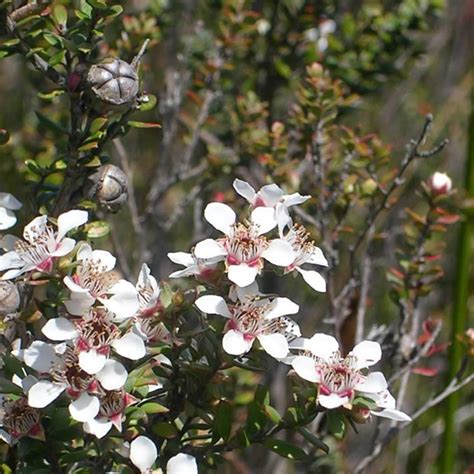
0,1,472,473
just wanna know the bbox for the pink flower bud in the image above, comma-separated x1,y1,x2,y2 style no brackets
427,172,452,195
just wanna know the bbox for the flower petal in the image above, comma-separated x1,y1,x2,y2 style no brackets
222,330,253,355
102,280,139,321
63,275,90,293
308,247,329,266
28,381,65,408
265,297,299,319
307,333,339,360
91,249,116,271
130,436,158,473
259,184,284,206
96,359,128,390
0,208,17,230
112,333,146,360
64,292,95,315
83,418,113,439
69,392,100,422
250,206,277,235
319,393,348,409
295,267,326,292
204,202,236,235
355,372,388,393
194,238,227,259
292,355,320,383
227,263,258,287
42,317,79,341
23,341,60,372
258,333,289,359
372,408,411,422
0,251,23,272
167,252,195,267
350,340,382,368
195,295,231,318
233,179,256,203
24,215,47,241
167,453,198,474
79,350,107,375
57,210,88,241
76,243,93,261
0,193,22,211
50,238,76,257
261,239,295,266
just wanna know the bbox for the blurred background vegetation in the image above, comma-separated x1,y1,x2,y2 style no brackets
0,0,472,472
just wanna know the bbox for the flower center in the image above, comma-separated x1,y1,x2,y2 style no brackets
318,353,360,399
51,349,94,395
74,259,118,297
3,398,40,438
285,224,315,268
98,390,126,418
224,223,268,266
229,298,269,337
76,309,120,353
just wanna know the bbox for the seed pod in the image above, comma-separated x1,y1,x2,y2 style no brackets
86,164,128,213
86,58,139,112
0,281,20,315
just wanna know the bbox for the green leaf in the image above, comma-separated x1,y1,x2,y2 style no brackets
327,411,346,440
263,404,282,425
35,112,67,135
105,4,124,18
127,121,161,129
0,377,22,394
88,0,108,9
264,439,307,460
52,5,68,27
152,421,178,438
254,385,270,405
139,402,169,414
38,89,65,100
138,94,157,112
214,400,233,441
160,282,173,308
90,117,108,134
296,427,330,453
85,221,110,239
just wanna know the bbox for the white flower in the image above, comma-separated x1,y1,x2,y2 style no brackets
130,435,157,473
233,179,310,234
282,224,328,292
364,389,411,422
63,243,139,321
0,210,88,279
136,263,160,315
167,453,198,474
0,193,22,231
194,202,295,287
167,251,221,280
41,309,146,374
83,389,137,438
289,334,387,409
23,343,128,422
427,171,452,195
195,293,300,359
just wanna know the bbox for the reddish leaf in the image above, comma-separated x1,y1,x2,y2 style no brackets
412,367,438,376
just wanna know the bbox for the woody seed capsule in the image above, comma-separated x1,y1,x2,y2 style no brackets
0,281,20,315
86,164,128,213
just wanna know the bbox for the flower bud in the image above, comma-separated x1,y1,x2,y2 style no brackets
360,178,378,196
0,281,20,315
427,172,452,195
86,164,128,213
308,62,324,77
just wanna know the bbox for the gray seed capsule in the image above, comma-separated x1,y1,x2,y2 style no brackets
87,164,128,213
87,58,139,108
0,281,20,315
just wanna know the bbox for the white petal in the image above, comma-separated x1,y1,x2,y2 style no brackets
283,192,310,207
21,375,39,393
83,418,113,439
307,333,339,360
258,333,289,359
167,453,198,474
233,179,256,203
0,234,19,251
250,206,277,235
69,392,100,422
28,381,65,408
63,275,90,293
296,267,326,292
167,252,195,267
227,263,258,287
368,389,396,409
0,193,22,210
372,408,411,422
64,292,95,315
259,184,284,206
102,280,139,320
307,247,329,266
195,295,231,318
57,210,88,241
204,202,236,235
275,204,292,236
355,372,388,393
23,341,60,372
113,333,146,360
1,267,29,280
42,318,79,341
319,393,348,409
50,238,76,257
91,249,116,271
130,436,158,473
0,428,12,445
76,243,93,261
24,215,47,241
0,208,17,230
261,239,295,266
350,340,382,368
234,281,260,301
194,238,227,259
0,251,23,271
292,355,320,383
79,350,107,375
222,330,253,355
265,297,299,319
96,359,128,390
137,263,159,295
169,267,196,278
